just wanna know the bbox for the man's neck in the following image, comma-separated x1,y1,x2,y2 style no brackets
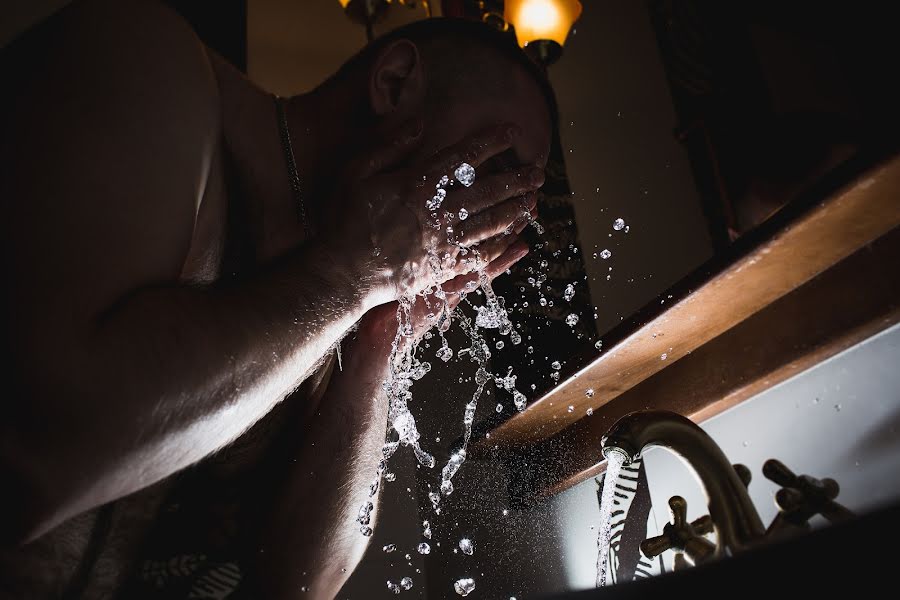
210,54,345,263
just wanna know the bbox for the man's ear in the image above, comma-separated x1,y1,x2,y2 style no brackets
368,39,425,117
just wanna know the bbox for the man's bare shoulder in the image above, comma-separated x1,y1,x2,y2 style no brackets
1,0,224,344
4,0,219,133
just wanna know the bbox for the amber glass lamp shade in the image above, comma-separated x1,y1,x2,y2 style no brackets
338,0,390,25
504,0,582,50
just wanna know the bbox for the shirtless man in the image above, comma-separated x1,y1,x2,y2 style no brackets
0,1,553,597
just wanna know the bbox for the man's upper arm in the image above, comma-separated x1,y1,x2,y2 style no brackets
3,0,220,363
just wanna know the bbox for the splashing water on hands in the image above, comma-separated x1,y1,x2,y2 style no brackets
354,162,545,593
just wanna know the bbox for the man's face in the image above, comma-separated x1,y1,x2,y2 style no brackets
417,65,553,179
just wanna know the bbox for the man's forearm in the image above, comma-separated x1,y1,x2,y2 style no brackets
249,305,397,600
5,242,382,543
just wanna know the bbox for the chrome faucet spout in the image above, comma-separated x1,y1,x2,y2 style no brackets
601,410,765,555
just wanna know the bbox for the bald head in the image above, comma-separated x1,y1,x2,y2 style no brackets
331,18,557,124
319,18,555,174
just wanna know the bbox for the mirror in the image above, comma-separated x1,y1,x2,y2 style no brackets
491,0,899,403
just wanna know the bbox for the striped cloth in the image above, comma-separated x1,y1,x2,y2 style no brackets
597,459,666,583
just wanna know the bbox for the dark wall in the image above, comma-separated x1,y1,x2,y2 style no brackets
649,0,900,244
165,0,247,72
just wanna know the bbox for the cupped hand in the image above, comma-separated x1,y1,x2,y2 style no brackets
358,234,532,350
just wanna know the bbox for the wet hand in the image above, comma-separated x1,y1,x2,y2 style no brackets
359,236,531,349
323,121,544,307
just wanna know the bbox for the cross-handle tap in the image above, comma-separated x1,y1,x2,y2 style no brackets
763,459,855,535
640,464,752,568
641,495,716,568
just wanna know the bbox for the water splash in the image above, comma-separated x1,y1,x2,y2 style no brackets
437,311,493,501
596,450,627,587
356,164,542,541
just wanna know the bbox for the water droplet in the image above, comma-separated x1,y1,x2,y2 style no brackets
401,577,414,591
600,249,612,259
585,388,595,398
566,314,579,327
567,405,574,413
564,284,575,301
438,175,449,187
586,407,594,416
458,208,469,220
660,353,668,360
454,578,476,596
539,297,548,307
495,340,505,350
454,163,476,187
384,472,396,482
417,542,431,554
436,345,453,362
513,391,527,411
427,189,447,211
595,340,603,351
496,403,503,413
459,538,475,555
834,403,842,412
551,361,561,370
357,501,374,525
613,218,625,231
383,543,397,553
387,580,401,594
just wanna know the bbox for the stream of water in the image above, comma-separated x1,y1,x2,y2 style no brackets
595,450,627,587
